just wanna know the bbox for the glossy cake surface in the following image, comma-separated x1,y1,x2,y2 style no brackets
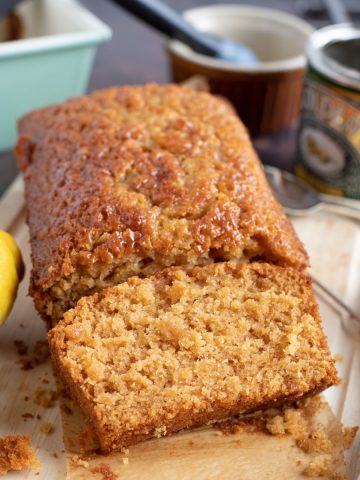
16,84,308,324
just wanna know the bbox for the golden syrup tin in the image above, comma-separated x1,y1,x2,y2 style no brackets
295,25,360,198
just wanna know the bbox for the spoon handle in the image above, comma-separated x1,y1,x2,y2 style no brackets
320,193,360,209
319,195,360,222
323,0,351,23
111,0,220,57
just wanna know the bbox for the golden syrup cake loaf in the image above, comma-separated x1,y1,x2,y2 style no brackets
48,262,338,452
16,84,308,324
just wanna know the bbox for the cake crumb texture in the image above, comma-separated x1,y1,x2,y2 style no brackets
0,435,40,475
39,422,54,434
303,454,331,477
33,387,57,408
90,463,118,479
342,426,358,449
16,84,308,324
266,397,334,454
70,454,89,469
49,262,337,451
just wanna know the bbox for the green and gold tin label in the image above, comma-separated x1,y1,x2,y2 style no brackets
295,75,360,199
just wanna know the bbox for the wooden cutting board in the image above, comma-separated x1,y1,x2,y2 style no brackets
60,391,348,480
0,175,359,480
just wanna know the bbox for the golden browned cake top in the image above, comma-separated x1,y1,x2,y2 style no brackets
16,84,307,293
49,262,337,451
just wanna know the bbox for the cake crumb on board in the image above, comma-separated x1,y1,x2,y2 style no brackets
70,454,89,469
90,462,118,479
303,454,331,476
14,340,28,356
265,398,334,454
39,422,54,434
33,387,57,408
342,426,358,449
0,435,40,475
14,339,50,371
21,412,34,421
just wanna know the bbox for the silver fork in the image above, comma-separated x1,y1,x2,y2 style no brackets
264,165,360,222
264,165,360,323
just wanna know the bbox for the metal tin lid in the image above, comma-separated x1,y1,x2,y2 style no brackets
306,24,360,90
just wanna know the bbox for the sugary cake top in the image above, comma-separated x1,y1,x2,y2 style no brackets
16,84,307,292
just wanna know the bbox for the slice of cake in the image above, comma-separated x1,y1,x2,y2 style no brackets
16,84,308,325
48,262,338,452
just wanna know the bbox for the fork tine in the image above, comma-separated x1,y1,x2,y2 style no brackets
312,276,360,323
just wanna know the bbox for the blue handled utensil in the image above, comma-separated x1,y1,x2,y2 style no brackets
111,0,258,65
0,0,22,15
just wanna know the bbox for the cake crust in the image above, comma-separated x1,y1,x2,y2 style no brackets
16,84,308,323
48,262,337,452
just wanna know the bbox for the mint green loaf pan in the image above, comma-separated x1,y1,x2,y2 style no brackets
0,0,112,151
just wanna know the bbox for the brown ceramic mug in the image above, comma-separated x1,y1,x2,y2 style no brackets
0,12,23,42
167,5,313,137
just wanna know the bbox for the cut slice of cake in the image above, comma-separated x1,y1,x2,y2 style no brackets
48,262,338,452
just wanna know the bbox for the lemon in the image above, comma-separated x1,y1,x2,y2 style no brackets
0,230,25,325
